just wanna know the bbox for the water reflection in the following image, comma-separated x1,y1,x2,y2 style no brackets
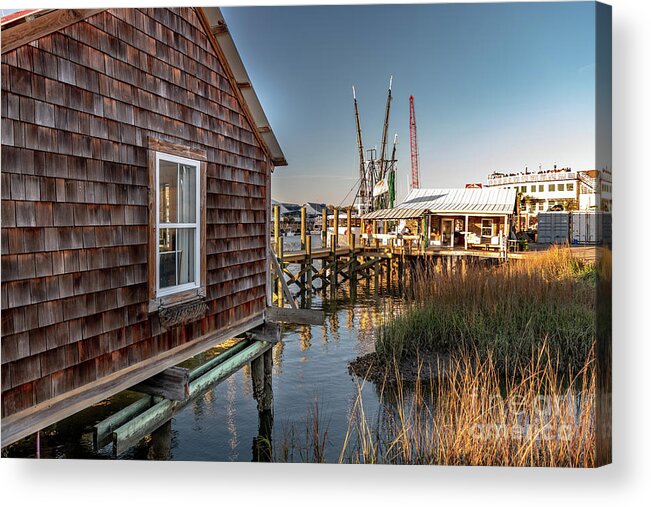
6,235,409,462
226,376,239,461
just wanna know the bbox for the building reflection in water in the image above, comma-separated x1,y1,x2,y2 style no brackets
225,375,239,461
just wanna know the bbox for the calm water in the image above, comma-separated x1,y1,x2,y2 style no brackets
7,235,408,461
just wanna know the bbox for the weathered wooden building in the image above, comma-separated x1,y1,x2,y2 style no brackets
1,7,286,447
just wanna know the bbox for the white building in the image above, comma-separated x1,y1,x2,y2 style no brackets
485,167,611,223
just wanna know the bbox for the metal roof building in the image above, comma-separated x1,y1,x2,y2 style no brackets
363,188,517,220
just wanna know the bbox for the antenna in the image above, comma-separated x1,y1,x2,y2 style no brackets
409,95,420,189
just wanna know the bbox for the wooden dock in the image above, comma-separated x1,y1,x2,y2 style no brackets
269,205,600,307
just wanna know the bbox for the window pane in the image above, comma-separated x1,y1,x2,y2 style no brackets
178,164,196,223
159,160,178,223
159,228,177,288
177,228,195,285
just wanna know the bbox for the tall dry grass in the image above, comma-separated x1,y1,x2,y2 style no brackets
274,246,598,466
341,342,595,466
376,245,597,372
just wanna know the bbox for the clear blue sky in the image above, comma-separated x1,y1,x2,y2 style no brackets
222,2,597,205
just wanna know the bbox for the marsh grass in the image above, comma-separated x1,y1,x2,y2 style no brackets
276,400,331,463
339,342,595,466
376,245,597,373
275,245,599,466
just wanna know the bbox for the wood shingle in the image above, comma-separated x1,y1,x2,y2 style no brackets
1,7,284,448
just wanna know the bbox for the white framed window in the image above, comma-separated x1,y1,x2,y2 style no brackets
155,151,201,297
481,218,494,237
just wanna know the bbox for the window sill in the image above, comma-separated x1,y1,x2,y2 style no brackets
148,286,206,314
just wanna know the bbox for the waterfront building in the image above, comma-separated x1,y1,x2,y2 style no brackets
1,7,285,446
485,166,612,229
362,187,517,251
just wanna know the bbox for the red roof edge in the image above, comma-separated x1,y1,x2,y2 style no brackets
1,9,45,27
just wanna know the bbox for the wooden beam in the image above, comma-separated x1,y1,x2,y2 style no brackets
269,252,298,309
131,367,190,402
249,322,281,344
266,306,325,326
147,137,208,161
1,9,105,54
1,314,264,448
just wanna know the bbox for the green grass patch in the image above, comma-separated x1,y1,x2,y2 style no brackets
376,246,597,372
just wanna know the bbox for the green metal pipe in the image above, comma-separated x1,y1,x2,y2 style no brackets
188,340,270,396
112,340,271,456
93,395,154,450
189,339,251,381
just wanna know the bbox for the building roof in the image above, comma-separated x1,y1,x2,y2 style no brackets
0,7,287,167
305,202,327,213
362,187,517,219
203,8,286,167
280,203,302,213
0,9,46,26
362,207,428,220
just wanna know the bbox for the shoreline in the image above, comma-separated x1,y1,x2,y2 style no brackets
348,351,451,385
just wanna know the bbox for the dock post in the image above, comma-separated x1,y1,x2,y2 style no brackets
374,256,380,292
347,207,353,249
300,207,307,302
322,207,328,247
251,348,274,462
306,235,313,305
273,205,280,304
251,351,273,413
350,233,357,300
277,236,284,307
331,208,339,296
387,239,393,288
333,207,339,251
147,420,172,460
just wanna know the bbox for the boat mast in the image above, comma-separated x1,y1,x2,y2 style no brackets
353,86,371,215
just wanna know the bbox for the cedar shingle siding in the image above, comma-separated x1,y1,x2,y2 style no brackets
1,8,270,417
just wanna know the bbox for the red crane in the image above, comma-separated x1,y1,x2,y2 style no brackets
409,95,420,189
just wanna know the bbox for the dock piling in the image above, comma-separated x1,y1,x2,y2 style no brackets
331,208,339,295
277,236,284,307
306,235,313,305
273,205,280,304
300,207,307,301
